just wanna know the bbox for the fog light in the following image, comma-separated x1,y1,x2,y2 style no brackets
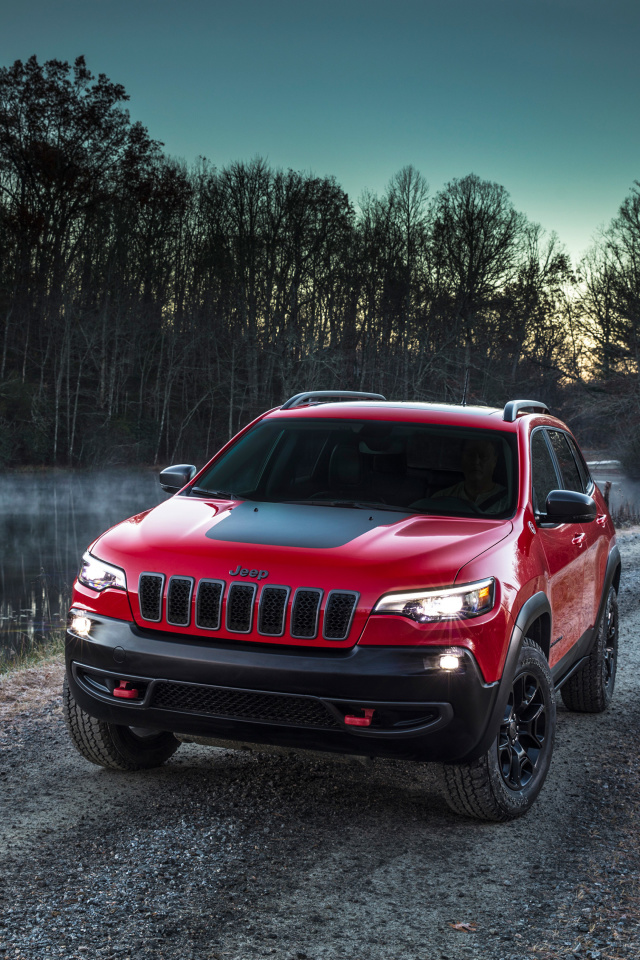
71,615,92,637
439,654,460,670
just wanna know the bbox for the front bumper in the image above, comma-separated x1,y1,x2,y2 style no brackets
65,613,500,762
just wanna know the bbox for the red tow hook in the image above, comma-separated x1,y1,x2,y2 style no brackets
344,708,375,727
113,680,140,700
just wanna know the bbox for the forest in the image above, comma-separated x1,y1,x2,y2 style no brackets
1,56,639,470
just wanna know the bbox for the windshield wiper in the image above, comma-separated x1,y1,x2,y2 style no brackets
190,487,244,500
282,499,410,513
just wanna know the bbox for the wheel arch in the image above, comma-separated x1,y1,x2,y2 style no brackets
525,609,551,662
611,552,622,594
590,545,621,656
512,592,553,661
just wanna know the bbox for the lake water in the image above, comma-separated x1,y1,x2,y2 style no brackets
0,469,169,667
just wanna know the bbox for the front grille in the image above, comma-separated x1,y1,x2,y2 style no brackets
291,588,322,638
226,583,257,633
137,573,358,642
196,580,224,630
258,586,290,636
139,574,164,622
151,680,341,729
166,576,193,626
323,591,359,640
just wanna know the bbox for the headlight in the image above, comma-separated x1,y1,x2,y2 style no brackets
78,552,127,591
373,578,495,623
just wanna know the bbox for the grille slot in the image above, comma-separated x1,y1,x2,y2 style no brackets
290,588,323,639
151,681,340,728
166,576,194,626
196,580,225,630
226,583,257,633
258,586,290,636
323,591,359,640
138,573,165,622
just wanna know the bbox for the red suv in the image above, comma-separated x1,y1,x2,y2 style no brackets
63,393,620,821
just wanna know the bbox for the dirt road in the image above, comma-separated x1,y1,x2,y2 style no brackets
1,534,639,960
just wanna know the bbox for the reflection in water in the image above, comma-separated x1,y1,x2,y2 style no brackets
0,469,169,666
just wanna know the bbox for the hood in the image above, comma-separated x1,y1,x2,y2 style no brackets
94,496,512,600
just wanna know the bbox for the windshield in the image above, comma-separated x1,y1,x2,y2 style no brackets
192,418,518,518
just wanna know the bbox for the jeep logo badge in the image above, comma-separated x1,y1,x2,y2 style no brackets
229,565,269,580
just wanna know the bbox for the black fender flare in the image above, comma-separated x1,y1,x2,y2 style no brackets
464,591,551,762
590,544,621,654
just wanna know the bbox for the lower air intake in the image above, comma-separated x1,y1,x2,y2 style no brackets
139,574,164,622
151,681,341,729
323,591,359,640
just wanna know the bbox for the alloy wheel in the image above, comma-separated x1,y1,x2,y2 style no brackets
498,672,548,791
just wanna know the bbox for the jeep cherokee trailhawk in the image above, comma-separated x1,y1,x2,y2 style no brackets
63,392,620,821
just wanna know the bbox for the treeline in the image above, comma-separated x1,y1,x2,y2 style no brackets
0,56,638,468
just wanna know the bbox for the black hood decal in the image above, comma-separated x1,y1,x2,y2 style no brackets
205,501,409,548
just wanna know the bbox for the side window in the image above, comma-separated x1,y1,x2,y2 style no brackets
548,430,584,493
531,431,560,514
566,435,591,491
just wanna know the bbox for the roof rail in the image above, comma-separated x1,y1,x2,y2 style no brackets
281,390,386,410
503,399,551,422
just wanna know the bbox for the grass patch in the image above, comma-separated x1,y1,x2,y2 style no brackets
0,630,65,676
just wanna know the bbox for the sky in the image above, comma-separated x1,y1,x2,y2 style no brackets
2,0,638,263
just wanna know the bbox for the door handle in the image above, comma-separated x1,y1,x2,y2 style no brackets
596,515,607,526
572,533,586,546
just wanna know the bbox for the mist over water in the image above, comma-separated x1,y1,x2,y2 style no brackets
0,469,169,666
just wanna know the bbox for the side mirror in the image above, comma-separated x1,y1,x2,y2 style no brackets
545,489,597,524
159,464,197,494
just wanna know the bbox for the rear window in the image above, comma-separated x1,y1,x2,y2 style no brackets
193,419,518,519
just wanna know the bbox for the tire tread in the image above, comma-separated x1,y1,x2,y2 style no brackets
440,755,511,822
62,678,179,770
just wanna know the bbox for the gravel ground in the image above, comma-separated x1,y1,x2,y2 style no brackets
2,534,640,960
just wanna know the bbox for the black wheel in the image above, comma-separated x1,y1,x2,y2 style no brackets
438,638,556,821
63,677,180,771
561,585,618,713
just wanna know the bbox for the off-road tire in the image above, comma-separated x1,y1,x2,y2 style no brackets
63,677,180,771
438,638,556,822
560,585,618,713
